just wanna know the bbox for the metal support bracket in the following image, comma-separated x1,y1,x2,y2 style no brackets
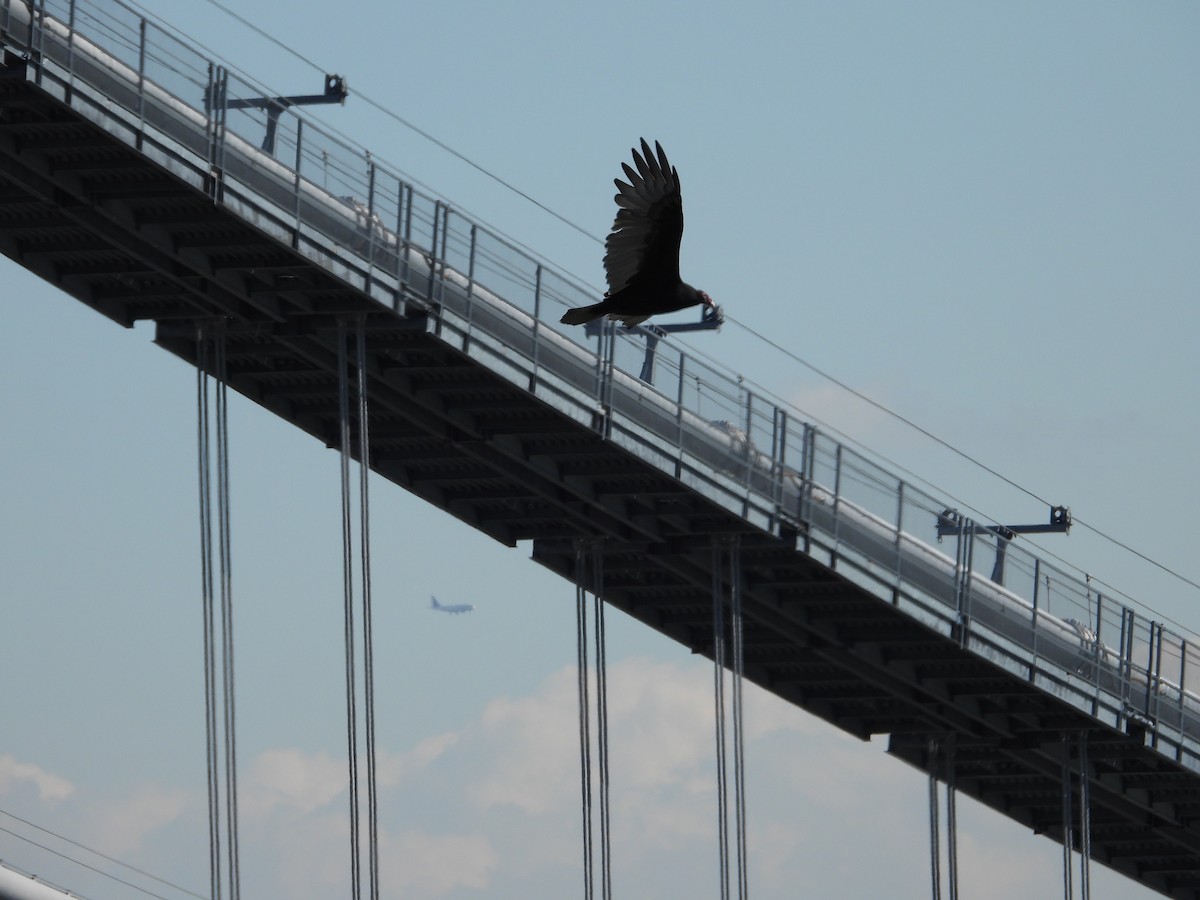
584,302,724,384
937,505,1071,585
204,73,348,155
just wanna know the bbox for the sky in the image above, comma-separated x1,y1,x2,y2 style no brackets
1,0,1198,897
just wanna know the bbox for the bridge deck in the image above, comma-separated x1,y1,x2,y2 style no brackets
2,2,1199,895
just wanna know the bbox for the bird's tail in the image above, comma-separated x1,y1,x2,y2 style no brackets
559,303,605,326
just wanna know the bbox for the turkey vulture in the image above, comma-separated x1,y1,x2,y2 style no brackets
560,139,715,327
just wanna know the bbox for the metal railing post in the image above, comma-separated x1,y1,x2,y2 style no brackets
1092,593,1105,716
292,119,304,241
428,200,441,305
33,0,47,77
531,263,543,385
777,409,789,508
1151,623,1164,743
1031,560,1041,678
437,203,449,306
366,155,377,278
1121,608,1134,713
399,183,412,291
66,0,75,81
136,18,147,140
1180,639,1190,739
466,222,478,333
832,443,843,551
742,389,754,495
675,354,687,476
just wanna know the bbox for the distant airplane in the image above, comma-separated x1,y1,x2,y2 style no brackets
430,595,474,615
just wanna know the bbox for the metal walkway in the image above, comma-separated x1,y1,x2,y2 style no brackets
2,1,1198,895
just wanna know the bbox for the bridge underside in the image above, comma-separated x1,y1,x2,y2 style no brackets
2,54,1199,896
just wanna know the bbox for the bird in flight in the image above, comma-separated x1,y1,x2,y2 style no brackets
560,139,715,328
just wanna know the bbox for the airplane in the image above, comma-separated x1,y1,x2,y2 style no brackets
430,595,474,615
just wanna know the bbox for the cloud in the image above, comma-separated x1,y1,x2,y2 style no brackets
93,784,188,856
378,732,460,789
381,828,498,896
40,656,1093,899
0,754,74,803
469,655,819,857
243,734,460,820
471,666,583,815
243,748,346,819
256,810,497,899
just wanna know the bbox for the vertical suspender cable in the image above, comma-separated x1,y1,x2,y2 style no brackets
928,740,941,900
336,320,380,899
574,543,595,900
591,543,613,900
356,321,381,900
711,539,730,900
196,324,239,900
214,327,241,900
1078,733,1091,900
337,321,362,900
729,536,748,900
945,738,958,900
196,331,222,900
1061,735,1074,900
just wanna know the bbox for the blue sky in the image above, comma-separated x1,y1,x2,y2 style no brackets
1,1,1197,897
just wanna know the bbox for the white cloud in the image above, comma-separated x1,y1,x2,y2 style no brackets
378,731,460,789
93,784,188,856
0,754,74,803
472,666,581,815
252,810,496,899
243,747,346,819
381,828,498,896
243,733,460,821
69,657,1113,900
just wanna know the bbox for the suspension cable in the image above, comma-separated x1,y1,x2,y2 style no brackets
574,542,595,900
334,319,381,899
195,330,221,900
1061,735,1074,900
337,321,362,900
1078,732,1091,900
195,323,240,900
590,542,613,900
945,738,958,900
928,741,941,900
711,539,730,900
215,328,241,900
728,536,748,900
356,322,381,900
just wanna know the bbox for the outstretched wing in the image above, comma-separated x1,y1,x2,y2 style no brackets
604,139,684,295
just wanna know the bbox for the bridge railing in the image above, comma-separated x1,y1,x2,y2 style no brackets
6,0,1198,765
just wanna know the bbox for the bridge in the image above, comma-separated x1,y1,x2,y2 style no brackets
2,1,1199,897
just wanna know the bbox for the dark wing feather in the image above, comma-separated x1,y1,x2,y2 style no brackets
603,139,684,295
